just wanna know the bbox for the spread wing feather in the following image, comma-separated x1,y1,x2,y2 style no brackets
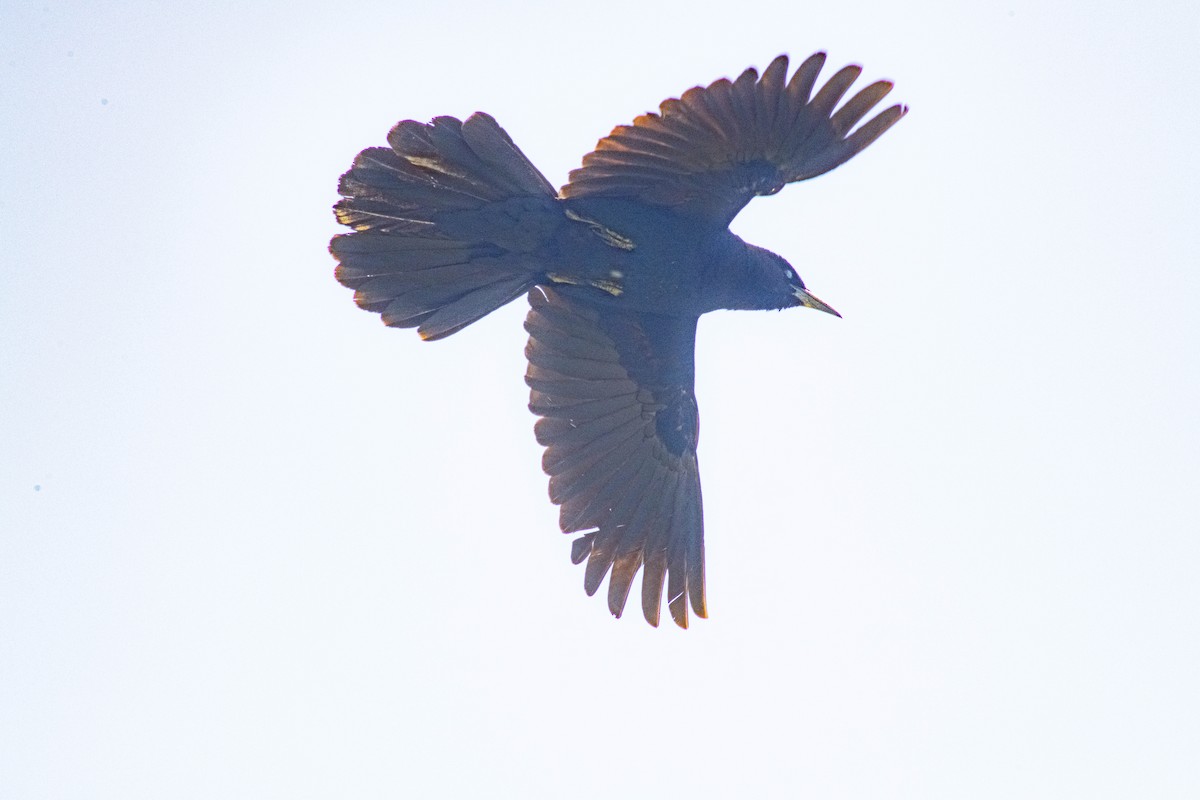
562,53,907,226
525,288,705,628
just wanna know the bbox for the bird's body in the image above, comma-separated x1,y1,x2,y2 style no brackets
331,53,907,627
444,197,717,310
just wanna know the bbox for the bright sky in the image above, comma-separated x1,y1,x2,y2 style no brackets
3,1,1198,797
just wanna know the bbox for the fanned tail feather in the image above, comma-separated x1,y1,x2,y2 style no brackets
331,113,557,340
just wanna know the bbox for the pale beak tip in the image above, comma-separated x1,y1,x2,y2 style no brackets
794,287,841,318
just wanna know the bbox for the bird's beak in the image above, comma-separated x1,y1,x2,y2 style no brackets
793,287,841,318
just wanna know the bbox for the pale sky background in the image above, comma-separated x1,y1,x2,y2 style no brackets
2,1,1198,797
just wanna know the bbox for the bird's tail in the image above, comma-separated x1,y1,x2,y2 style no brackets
331,113,558,341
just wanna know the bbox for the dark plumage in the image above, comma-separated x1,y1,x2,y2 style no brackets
331,53,907,627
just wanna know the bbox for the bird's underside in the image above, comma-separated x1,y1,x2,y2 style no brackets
331,52,906,627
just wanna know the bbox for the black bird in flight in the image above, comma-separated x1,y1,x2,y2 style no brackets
331,53,906,628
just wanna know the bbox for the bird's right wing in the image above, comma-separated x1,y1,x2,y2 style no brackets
525,287,705,628
561,53,907,227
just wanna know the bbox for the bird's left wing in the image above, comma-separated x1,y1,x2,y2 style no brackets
561,53,907,227
525,287,705,628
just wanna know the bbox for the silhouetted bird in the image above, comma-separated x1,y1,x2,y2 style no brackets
331,53,906,628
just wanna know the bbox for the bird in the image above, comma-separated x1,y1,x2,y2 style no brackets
330,52,907,629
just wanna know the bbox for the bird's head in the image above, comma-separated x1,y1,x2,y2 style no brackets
744,244,841,317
